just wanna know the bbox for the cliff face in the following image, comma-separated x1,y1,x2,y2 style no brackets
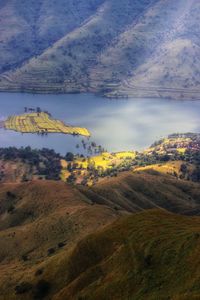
0,0,200,99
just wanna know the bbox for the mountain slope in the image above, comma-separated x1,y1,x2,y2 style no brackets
108,0,200,99
0,0,157,92
0,0,200,98
53,209,200,300
0,172,200,299
80,171,200,215
0,180,120,300
0,0,104,73
0,180,119,262
3,208,200,299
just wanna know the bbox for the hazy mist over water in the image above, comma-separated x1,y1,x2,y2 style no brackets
0,93,199,154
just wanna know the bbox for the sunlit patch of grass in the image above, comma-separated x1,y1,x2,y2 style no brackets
60,159,68,168
60,151,136,183
114,151,136,159
4,112,90,137
61,151,136,176
89,152,136,170
60,169,71,181
177,148,186,154
134,161,182,175
134,161,195,177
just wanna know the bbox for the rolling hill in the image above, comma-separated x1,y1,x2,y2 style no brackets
0,180,120,262
53,209,200,300
0,170,200,299
81,169,200,215
0,0,200,99
0,180,120,300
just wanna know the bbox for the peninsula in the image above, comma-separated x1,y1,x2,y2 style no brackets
3,111,90,137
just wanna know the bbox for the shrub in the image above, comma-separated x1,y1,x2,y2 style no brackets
7,204,15,214
15,282,33,294
33,280,51,299
47,248,55,256
21,254,28,262
144,254,153,267
6,191,16,199
58,242,65,248
35,268,44,276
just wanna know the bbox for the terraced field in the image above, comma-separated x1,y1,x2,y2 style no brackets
4,112,90,136
1,0,200,99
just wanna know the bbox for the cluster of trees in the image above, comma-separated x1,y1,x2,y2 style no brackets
69,148,200,186
135,149,200,182
65,154,135,186
0,147,62,181
1,144,199,185
15,279,50,298
74,140,106,156
177,163,200,182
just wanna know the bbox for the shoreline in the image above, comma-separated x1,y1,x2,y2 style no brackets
0,86,200,101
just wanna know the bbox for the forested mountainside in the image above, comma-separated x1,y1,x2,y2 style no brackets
0,0,200,99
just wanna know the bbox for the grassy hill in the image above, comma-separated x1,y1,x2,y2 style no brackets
0,180,120,299
0,180,119,261
2,207,200,299
53,209,200,300
80,170,200,215
0,172,200,299
0,0,200,99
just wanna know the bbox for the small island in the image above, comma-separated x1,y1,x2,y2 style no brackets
2,109,90,137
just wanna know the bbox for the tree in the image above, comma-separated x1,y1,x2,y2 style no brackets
65,152,74,162
67,173,76,184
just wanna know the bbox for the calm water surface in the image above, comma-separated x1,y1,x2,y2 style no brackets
0,93,200,155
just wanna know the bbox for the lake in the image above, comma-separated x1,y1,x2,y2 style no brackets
0,92,200,155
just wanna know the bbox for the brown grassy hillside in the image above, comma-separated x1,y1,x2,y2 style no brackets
2,208,200,299
53,209,200,300
0,159,31,183
0,180,120,260
0,180,120,300
80,171,200,215
0,172,200,299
